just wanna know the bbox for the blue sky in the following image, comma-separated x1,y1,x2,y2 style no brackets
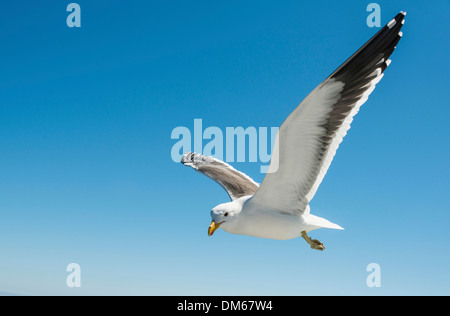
0,0,449,295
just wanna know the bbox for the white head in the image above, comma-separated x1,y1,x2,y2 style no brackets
208,200,243,236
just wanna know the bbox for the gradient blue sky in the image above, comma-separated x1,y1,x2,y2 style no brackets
0,0,449,295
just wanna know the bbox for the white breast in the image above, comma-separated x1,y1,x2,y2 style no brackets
224,204,309,240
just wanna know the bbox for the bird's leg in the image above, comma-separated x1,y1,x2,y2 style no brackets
301,231,325,251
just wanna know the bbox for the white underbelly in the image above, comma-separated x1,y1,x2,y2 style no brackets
224,211,309,240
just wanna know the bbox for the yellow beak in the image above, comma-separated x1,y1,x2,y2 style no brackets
208,220,222,236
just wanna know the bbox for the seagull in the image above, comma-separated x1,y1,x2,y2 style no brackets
181,12,406,250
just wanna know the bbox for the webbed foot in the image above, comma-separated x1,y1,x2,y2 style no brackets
301,231,325,251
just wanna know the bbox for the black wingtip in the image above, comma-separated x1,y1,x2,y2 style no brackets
390,11,407,27
329,11,406,84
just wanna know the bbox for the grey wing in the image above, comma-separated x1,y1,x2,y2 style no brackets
181,152,259,201
250,12,406,214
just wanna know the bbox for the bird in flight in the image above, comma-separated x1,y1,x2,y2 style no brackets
181,12,406,250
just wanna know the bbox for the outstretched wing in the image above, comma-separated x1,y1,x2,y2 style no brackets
250,12,406,214
181,152,259,201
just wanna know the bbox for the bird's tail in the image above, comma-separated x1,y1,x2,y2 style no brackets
307,214,344,230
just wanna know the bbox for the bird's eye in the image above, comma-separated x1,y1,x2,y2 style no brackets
224,212,229,217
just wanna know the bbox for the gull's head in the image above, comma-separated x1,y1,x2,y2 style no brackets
208,201,241,236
